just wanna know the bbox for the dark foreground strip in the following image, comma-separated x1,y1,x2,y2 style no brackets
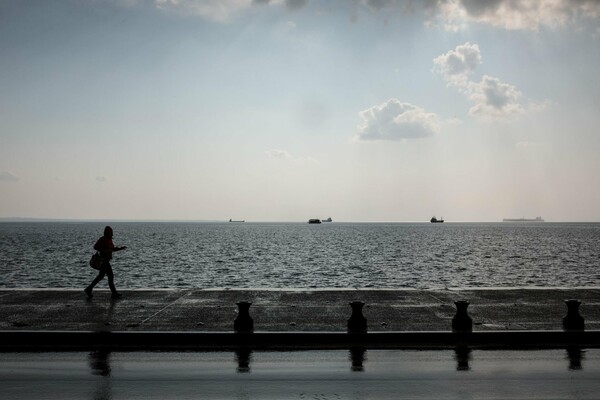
1,330,600,351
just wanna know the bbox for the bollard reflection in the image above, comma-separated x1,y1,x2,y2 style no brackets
88,350,112,400
454,346,471,371
235,348,253,373
349,347,367,372
89,350,111,377
566,347,584,370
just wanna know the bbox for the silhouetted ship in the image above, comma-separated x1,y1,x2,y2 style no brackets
308,219,322,224
229,219,245,223
430,216,444,223
322,217,332,222
503,217,544,222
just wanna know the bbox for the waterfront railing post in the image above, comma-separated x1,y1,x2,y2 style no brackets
234,301,254,333
562,299,585,331
347,301,368,334
452,300,473,333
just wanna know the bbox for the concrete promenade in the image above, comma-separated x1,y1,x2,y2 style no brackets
1,288,599,350
1,288,599,331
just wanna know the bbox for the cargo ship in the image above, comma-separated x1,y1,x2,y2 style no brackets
430,216,444,223
502,217,544,222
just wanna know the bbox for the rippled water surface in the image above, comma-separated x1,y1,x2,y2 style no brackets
0,222,599,288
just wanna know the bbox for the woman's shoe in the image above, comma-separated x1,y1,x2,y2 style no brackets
84,288,93,298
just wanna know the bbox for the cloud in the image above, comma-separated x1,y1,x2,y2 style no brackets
148,0,598,27
96,176,108,183
434,43,527,119
467,75,524,118
154,0,308,21
0,171,20,182
284,0,308,11
363,0,393,12
155,0,253,22
356,99,440,141
266,149,318,164
430,0,600,31
266,149,293,159
432,42,481,87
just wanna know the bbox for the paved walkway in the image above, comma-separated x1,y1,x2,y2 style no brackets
1,288,599,332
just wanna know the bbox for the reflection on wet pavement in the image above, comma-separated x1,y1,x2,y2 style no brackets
1,349,599,399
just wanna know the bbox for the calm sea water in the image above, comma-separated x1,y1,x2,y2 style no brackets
0,222,599,289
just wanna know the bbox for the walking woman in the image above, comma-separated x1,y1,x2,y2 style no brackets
85,226,127,299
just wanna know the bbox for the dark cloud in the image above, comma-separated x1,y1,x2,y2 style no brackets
285,0,308,11
365,0,392,12
445,0,600,30
458,0,504,17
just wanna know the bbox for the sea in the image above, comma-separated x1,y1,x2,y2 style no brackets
0,222,599,289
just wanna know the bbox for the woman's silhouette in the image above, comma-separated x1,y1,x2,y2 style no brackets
85,226,127,299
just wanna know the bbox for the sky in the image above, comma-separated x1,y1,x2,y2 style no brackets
1,0,600,222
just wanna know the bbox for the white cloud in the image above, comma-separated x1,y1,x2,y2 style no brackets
527,99,554,113
356,99,440,141
96,176,108,183
434,43,527,119
432,42,481,87
430,0,600,31
467,75,524,118
266,149,293,159
265,149,318,164
0,171,20,182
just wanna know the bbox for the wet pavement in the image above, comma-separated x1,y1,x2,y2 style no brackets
1,288,599,332
2,349,600,399
2,289,600,399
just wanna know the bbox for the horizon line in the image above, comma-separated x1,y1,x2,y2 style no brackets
0,217,598,224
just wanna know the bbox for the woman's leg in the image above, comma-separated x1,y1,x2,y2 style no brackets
86,270,106,294
105,263,118,295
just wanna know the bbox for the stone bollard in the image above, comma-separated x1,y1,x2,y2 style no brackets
347,301,367,334
452,300,473,333
562,299,585,331
234,301,254,333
